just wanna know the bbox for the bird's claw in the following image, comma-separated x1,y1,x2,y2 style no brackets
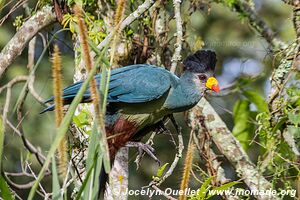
126,141,161,166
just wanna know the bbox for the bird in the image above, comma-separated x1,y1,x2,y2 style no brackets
42,49,219,193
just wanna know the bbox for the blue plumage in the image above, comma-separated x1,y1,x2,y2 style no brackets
42,64,178,113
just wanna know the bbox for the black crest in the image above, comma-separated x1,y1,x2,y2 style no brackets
183,50,217,73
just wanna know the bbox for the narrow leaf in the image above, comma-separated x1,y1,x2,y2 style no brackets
0,116,4,173
195,176,213,199
52,157,62,200
83,123,102,199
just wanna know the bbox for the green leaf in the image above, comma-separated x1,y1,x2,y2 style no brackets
288,113,300,126
232,100,251,149
243,90,269,113
83,123,103,199
272,116,288,134
51,157,62,200
206,181,240,199
156,163,169,178
287,126,300,138
0,0,6,10
224,0,237,8
189,176,213,200
0,176,14,200
73,110,91,128
0,116,4,173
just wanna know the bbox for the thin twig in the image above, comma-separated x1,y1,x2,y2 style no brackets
0,76,28,93
26,161,48,197
6,120,47,166
1,76,28,124
150,127,184,186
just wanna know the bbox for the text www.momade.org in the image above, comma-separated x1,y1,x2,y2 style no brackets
208,188,296,197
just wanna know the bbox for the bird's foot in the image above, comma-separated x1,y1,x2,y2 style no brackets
155,121,170,135
126,141,161,166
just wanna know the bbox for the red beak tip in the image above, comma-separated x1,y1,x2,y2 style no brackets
212,85,220,93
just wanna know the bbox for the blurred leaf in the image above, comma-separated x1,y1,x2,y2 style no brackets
73,110,91,128
0,176,14,200
232,100,251,149
272,116,288,134
0,116,4,172
192,37,205,52
125,27,134,37
0,0,5,10
224,0,237,8
236,76,255,87
243,90,269,113
288,113,300,126
52,157,62,200
287,126,300,139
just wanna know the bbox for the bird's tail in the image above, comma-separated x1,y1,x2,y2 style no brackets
40,105,55,114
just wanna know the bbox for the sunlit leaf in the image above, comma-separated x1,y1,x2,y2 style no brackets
156,163,169,178
0,176,14,200
287,126,300,138
189,176,213,200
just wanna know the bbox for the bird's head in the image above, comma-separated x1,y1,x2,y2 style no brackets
183,50,220,93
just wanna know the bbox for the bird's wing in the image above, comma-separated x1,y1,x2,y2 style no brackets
106,64,178,103
45,64,179,104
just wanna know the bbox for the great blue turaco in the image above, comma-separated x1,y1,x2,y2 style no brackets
42,49,220,194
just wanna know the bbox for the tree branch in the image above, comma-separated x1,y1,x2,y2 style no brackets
170,0,183,73
188,98,279,200
0,5,56,78
104,147,128,200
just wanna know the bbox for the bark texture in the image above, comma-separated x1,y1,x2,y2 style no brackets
0,5,56,77
188,98,279,200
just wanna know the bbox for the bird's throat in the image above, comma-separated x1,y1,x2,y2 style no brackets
164,72,202,111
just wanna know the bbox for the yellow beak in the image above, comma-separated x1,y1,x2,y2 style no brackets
205,77,220,93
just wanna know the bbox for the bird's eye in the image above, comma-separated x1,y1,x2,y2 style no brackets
198,74,207,81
